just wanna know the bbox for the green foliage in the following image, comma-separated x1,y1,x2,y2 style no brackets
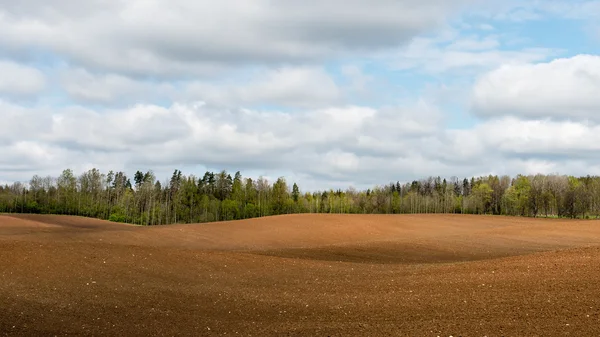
4,169,600,224
109,212,128,223
244,203,259,219
507,175,532,216
221,199,239,221
292,183,300,203
472,183,493,214
271,177,290,214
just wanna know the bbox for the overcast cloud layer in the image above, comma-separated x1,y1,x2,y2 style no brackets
2,0,600,190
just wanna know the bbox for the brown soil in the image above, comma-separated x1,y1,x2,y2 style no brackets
2,213,600,336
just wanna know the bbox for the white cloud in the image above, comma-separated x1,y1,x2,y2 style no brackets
181,66,341,108
0,141,60,167
3,0,600,191
60,68,175,104
471,54,600,121
340,65,374,93
447,116,600,178
467,0,600,23
0,100,52,144
536,0,600,20
0,60,45,96
48,104,192,151
242,67,341,107
0,98,447,187
447,35,500,51
391,33,553,74
370,115,600,182
0,0,473,77
445,117,600,160
59,65,351,109
5,96,600,189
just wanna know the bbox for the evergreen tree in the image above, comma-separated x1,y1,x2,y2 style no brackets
292,183,300,203
4,168,600,225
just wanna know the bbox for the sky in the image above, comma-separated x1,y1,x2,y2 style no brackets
2,0,600,191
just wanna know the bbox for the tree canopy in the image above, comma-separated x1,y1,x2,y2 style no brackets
1,169,600,225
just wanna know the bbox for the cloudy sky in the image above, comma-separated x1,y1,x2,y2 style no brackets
2,0,600,191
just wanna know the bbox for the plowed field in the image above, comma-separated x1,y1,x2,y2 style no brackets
2,214,600,336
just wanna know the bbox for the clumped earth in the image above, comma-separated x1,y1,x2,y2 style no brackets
2,214,600,336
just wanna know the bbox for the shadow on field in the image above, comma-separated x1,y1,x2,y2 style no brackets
252,240,553,265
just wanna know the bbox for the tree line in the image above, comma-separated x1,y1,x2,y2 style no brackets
0,168,599,225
